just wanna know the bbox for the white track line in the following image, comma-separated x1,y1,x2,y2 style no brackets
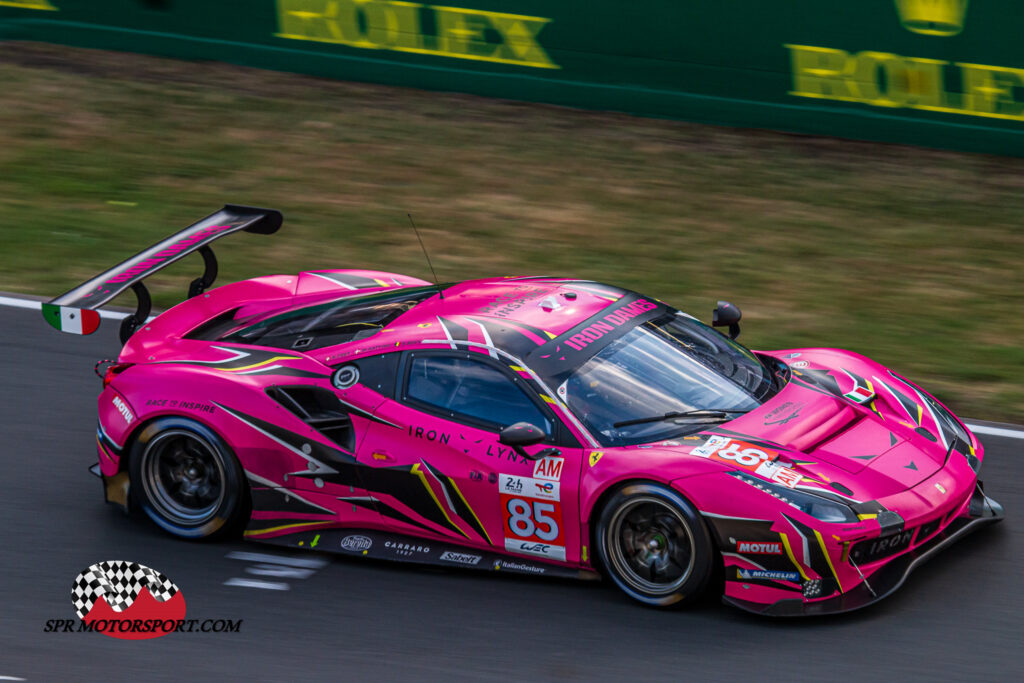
0,294,132,320
223,577,290,591
966,423,1024,440
225,551,328,569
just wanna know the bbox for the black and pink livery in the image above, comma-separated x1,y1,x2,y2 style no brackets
47,206,1004,616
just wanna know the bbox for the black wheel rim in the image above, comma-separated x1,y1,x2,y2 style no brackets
606,496,696,595
141,430,225,526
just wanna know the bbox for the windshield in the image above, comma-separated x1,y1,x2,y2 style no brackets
557,313,771,446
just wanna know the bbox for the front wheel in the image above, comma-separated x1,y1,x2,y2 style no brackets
594,483,714,607
129,416,246,539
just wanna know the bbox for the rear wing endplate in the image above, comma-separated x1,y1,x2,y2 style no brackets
42,204,282,344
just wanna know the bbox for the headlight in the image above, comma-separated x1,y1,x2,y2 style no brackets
730,472,859,523
921,392,971,446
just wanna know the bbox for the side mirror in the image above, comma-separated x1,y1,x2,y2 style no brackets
713,301,742,340
499,422,559,461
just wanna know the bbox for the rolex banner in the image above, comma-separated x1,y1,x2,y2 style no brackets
0,1,1021,155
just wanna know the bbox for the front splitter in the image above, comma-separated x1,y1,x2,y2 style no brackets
724,487,1004,617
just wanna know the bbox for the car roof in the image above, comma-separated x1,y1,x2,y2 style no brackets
123,270,670,371
311,276,651,362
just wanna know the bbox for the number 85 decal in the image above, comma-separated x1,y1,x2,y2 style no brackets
503,496,563,543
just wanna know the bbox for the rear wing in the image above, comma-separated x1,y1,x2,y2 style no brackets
42,204,282,343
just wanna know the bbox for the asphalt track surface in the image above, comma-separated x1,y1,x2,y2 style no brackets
1,304,1021,682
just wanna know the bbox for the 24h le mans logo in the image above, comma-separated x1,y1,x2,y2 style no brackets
70,561,186,640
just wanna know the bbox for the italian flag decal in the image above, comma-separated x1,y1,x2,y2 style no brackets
41,304,100,335
844,385,875,404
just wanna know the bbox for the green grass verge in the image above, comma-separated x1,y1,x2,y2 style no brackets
1,43,1022,422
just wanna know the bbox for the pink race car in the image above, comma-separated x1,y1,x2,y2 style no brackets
45,206,1003,616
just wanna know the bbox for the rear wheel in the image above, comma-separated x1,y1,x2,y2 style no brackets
595,483,714,607
129,416,246,539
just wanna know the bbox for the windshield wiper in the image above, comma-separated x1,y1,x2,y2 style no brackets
613,409,748,429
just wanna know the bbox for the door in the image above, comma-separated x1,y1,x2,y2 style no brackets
356,350,584,565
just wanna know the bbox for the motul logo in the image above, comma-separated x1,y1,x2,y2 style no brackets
112,396,134,425
737,541,782,555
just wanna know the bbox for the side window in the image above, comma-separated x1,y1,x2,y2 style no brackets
405,354,553,433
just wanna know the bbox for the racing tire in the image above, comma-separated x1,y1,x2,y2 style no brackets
594,483,714,608
129,416,247,539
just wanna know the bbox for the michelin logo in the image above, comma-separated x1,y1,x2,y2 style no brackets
736,568,800,582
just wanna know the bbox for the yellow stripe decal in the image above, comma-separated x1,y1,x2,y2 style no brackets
412,463,470,539
96,435,115,462
243,520,335,537
857,513,878,521
540,394,556,404
509,365,525,372
779,532,810,581
448,477,492,545
916,404,924,425
221,355,301,372
814,529,843,593
373,278,389,287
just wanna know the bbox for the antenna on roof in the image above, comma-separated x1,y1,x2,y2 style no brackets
407,213,443,299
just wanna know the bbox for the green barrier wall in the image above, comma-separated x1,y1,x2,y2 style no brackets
2,1,1023,156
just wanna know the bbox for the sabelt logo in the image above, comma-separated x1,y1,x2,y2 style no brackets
439,551,482,566
736,541,783,555
71,561,185,640
340,535,372,552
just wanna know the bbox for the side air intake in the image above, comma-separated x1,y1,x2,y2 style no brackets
266,386,355,452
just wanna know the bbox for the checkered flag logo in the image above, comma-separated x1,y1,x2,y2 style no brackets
71,561,180,619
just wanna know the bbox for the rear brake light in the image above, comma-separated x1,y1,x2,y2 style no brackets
100,362,133,388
